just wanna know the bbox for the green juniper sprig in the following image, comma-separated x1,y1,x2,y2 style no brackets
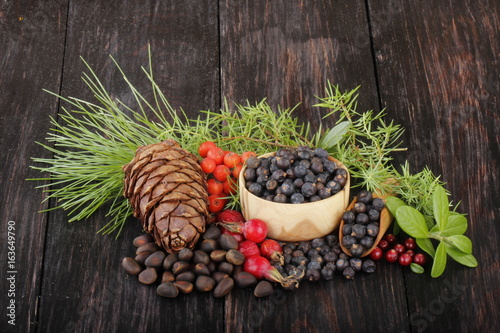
29,50,318,234
314,83,406,195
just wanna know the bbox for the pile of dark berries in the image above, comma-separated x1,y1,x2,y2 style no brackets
275,234,377,283
243,146,347,203
341,190,385,257
122,228,269,298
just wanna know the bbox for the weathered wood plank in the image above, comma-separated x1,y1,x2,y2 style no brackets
220,1,410,332
36,1,222,332
369,0,500,331
220,0,381,131
0,1,68,332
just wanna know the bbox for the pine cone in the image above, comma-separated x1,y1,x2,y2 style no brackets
122,139,209,253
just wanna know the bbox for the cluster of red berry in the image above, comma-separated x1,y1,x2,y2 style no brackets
216,209,292,287
198,141,256,213
369,234,427,267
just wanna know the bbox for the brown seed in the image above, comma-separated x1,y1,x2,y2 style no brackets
135,253,149,265
234,272,258,288
193,250,210,265
232,264,244,278
218,262,233,275
220,234,239,250
138,267,158,285
145,251,166,269
212,271,229,284
136,242,159,255
201,239,219,253
162,271,175,283
226,249,245,266
254,280,274,297
133,234,154,247
194,263,211,276
210,250,227,262
122,257,142,276
157,282,178,298
195,275,216,292
176,271,196,283
213,277,234,298
207,261,217,273
172,261,190,275
163,253,179,271
178,248,194,262
174,281,194,294
203,225,222,240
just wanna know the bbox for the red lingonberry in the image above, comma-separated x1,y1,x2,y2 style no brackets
385,234,397,245
403,238,416,250
393,244,406,254
405,250,415,258
385,249,398,263
398,253,412,266
413,253,427,265
378,239,390,251
369,247,384,261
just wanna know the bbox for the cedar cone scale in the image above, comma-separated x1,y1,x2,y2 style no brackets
122,139,209,253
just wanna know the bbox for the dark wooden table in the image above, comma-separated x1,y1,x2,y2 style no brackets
1,1,499,332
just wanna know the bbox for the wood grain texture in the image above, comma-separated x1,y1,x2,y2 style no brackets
220,1,409,332
35,1,222,332
220,0,380,132
0,1,68,331
369,0,500,331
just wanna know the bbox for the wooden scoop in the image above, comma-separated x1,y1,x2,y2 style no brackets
339,193,394,257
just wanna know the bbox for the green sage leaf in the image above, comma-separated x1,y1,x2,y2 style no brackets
429,224,440,234
410,263,425,274
441,213,467,236
319,121,350,149
445,244,478,267
431,242,447,278
385,196,406,216
396,206,429,238
446,235,473,254
433,185,449,231
416,238,436,258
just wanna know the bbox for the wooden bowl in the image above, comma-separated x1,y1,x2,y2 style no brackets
238,153,350,242
339,194,393,257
